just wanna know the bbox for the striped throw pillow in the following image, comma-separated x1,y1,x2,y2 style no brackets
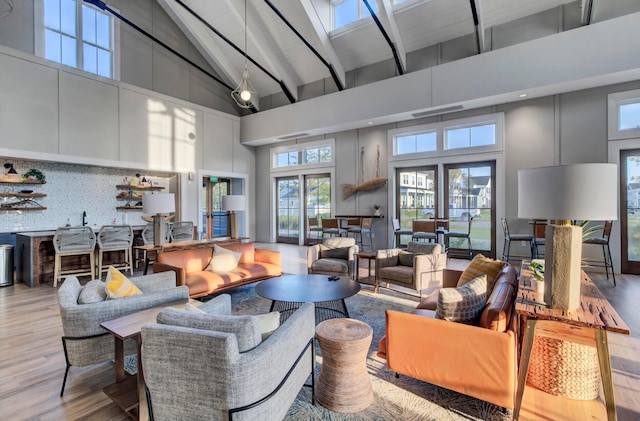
436,275,487,324
105,266,142,299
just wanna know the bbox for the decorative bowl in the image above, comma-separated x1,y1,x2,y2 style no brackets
20,190,33,194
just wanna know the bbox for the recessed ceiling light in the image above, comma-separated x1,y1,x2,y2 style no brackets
519,94,527,98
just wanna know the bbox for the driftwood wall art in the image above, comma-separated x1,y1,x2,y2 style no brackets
341,145,388,200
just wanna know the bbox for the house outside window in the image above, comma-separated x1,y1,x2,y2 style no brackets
36,0,118,79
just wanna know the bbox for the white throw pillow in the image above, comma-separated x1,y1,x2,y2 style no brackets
256,311,281,340
206,245,241,274
77,279,107,304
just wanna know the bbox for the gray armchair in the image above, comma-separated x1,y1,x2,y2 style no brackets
141,299,316,421
375,241,447,294
57,271,188,396
307,237,359,278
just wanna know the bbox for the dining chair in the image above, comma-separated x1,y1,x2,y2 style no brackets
348,217,373,250
96,225,134,278
412,220,437,243
307,216,324,244
501,218,534,263
444,216,475,259
53,226,96,287
321,218,346,238
583,220,616,286
392,218,413,248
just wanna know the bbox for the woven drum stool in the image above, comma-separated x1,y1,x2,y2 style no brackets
527,336,600,400
315,318,373,413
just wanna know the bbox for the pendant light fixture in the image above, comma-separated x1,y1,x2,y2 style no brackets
231,0,256,109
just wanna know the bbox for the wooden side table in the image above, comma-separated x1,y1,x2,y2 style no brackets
355,251,376,287
514,264,630,421
315,318,373,413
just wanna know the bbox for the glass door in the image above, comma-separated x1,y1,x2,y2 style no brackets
201,177,230,239
444,161,495,258
621,149,640,273
304,174,331,245
276,176,300,244
396,166,437,246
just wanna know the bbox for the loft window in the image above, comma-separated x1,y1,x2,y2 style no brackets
445,122,496,150
273,141,335,170
37,0,117,79
332,0,379,30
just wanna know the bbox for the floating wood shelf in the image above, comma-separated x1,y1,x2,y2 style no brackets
116,196,143,200
116,206,143,210
0,180,45,184
0,206,47,211
0,193,46,198
115,185,164,190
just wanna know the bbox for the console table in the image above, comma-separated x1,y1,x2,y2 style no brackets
514,265,629,420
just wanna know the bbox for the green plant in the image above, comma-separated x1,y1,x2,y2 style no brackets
529,260,545,281
22,169,46,184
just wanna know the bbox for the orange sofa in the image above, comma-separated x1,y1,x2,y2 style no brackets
152,242,283,298
377,264,518,409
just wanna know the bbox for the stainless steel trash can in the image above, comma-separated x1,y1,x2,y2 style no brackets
0,244,14,287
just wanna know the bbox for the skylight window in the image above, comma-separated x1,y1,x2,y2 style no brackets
332,0,379,30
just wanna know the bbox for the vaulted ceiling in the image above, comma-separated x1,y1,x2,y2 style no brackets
155,0,622,111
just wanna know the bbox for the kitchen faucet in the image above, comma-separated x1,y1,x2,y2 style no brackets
82,211,87,226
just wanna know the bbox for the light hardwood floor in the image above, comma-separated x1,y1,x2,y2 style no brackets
0,243,638,420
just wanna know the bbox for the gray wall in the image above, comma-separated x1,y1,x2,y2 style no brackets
0,0,239,116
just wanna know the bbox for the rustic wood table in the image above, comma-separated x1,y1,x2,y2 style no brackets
514,264,630,421
100,299,193,420
315,318,373,413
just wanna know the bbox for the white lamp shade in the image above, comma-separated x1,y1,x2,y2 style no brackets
222,195,246,212
142,193,176,215
518,163,618,221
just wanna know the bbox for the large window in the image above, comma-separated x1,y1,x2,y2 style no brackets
37,0,117,79
332,0,378,30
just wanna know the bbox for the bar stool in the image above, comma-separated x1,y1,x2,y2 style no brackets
170,221,194,242
348,217,373,250
134,222,169,269
96,225,134,278
53,226,96,287
501,218,534,263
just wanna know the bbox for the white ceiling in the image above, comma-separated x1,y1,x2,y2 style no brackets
156,0,627,109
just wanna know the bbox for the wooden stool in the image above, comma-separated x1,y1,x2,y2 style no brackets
315,318,373,413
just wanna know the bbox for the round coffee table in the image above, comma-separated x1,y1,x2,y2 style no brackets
254,274,361,323
315,318,373,413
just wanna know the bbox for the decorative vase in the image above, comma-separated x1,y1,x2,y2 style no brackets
374,209,380,216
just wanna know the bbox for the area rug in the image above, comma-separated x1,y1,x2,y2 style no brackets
218,283,512,421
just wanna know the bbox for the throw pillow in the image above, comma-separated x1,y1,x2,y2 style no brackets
206,245,242,274
105,266,142,299
319,246,350,260
398,251,415,267
256,311,281,340
436,275,487,324
77,279,107,304
457,254,507,293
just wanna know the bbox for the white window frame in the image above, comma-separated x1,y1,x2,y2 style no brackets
34,0,120,80
271,139,335,172
388,112,504,161
330,0,379,33
608,89,640,140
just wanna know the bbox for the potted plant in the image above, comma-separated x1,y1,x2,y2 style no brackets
22,169,46,184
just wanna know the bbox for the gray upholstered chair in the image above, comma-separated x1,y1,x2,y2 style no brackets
141,299,316,421
375,241,447,295
57,271,188,396
307,237,359,278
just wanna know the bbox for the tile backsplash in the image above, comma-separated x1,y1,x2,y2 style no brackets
0,159,172,232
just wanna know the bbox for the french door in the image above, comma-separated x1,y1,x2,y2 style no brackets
201,177,230,239
276,176,300,244
443,161,496,258
304,174,331,245
620,149,640,273
396,166,437,246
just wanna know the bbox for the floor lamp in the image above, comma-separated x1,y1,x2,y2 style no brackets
222,195,245,239
142,193,175,246
518,163,617,311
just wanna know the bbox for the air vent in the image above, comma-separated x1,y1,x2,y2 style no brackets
278,133,310,140
412,105,464,118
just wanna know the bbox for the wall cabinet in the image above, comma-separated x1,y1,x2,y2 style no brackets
116,184,164,210
0,181,47,211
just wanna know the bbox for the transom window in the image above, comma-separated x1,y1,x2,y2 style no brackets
273,141,334,170
37,0,117,79
397,131,437,154
332,0,379,30
619,100,640,131
445,122,496,150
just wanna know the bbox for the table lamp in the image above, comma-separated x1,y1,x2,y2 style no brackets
518,163,617,311
142,193,176,246
222,195,245,239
